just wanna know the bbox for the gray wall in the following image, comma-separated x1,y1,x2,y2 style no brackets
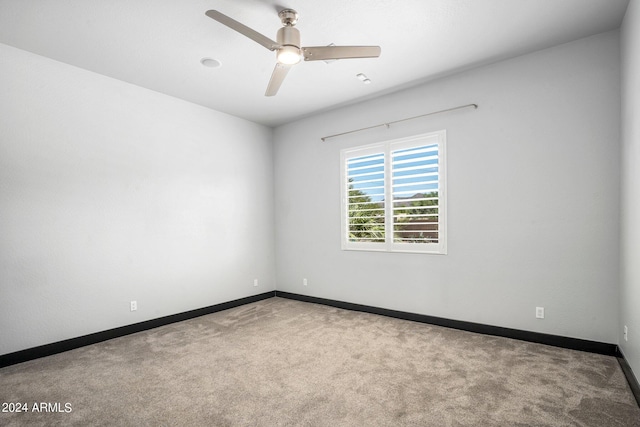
0,43,276,355
620,0,640,377
274,31,621,344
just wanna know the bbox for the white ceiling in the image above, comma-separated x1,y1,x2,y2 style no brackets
0,0,630,127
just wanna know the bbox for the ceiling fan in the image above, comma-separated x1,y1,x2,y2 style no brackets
205,9,381,96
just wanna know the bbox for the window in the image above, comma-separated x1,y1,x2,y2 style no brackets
340,131,446,254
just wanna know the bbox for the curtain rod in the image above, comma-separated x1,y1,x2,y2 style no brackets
320,103,478,142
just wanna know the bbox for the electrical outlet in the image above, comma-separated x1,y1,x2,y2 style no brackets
130,300,137,312
535,307,544,319
253,279,259,287
303,278,308,286
624,325,628,342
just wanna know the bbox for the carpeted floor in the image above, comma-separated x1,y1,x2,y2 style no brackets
1,297,639,426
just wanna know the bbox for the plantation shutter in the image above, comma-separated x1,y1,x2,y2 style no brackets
346,151,386,243
391,143,440,244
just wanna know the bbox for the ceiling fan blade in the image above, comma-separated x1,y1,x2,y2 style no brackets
205,10,280,51
265,63,292,96
302,45,381,61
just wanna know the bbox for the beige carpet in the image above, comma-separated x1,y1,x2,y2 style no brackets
1,297,638,426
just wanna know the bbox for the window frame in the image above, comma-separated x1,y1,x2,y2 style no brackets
340,130,447,254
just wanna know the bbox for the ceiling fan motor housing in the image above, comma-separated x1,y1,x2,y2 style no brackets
276,25,302,64
277,26,300,49
277,8,300,51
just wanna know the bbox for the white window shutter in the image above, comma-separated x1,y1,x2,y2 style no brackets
341,130,446,254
